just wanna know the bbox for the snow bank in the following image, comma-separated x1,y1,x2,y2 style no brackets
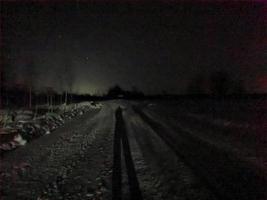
0,101,102,154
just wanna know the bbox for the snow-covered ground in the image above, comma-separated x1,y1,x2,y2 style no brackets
0,102,102,153
1,100,266,200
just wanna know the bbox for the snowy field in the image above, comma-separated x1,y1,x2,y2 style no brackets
139,98,267,200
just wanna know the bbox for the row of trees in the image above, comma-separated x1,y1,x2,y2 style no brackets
1,87,69,109
106,85,144,99
105,71,247,99
0,60,251,110
187,71,246,96
1,57,75,109
0,83,147,109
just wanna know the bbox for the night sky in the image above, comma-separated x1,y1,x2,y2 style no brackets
1,1,267,94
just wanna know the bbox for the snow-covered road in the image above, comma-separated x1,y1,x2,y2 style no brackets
1,100,266,200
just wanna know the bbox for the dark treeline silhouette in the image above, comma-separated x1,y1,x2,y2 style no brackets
1,86,105,109
187,70,247,96
106,85,144,99
1,68,266,110
1,84,145,109
0,53,77,109
1,82,266,110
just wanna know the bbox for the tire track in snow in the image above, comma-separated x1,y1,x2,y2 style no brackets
133,105,267,200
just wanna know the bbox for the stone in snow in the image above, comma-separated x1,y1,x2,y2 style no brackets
14,134,27,146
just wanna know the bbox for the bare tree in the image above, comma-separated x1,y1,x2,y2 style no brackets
57,72,64,105
41,87,55,111
24,60,36,109
62,57,74,105
1,48,15,108
1,64,12,106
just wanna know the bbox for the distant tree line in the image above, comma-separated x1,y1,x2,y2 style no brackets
0,55,76,109
0,84,145,109
0,85,107,109
1,58,265,110
106,85,144,99
187,70,246,96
